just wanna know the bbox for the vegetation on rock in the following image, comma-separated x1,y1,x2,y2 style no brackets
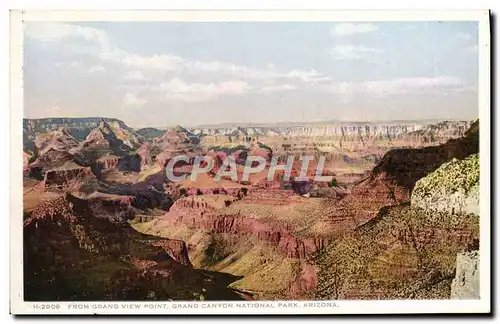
412,153,479,198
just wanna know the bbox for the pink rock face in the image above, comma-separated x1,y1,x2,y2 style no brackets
153,239,193,267
97,155,120,170
43,166,96,190
160,196,326,298
288,263,318,299
34,127,80,156
164,197,327,260
28,149,76,171
138,127,203,168
162,129,192,147
137,142,150,166
249,143,272,162
84,127,112,149
80,121,141,156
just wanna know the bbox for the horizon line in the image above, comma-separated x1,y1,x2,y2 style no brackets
22,116,477,130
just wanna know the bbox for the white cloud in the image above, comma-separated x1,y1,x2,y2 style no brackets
329,45,383,62
24,21,474,115
25,22,329,89
89,66,106,73
326,76,463,96
156,78,300,101
331,23,378,36
121,53,184,71
123,92,147,107
285,70,329,83
159,78,251,102
261,84,298,92
123,70,146,81
45,105,63,115
25,22,111,53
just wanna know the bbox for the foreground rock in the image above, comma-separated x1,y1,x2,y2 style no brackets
450,251,480,299
409,150,480,300
317,120,480,229
310,122,480,300
412,154,479,216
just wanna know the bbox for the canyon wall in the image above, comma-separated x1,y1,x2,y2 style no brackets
192,120,472,139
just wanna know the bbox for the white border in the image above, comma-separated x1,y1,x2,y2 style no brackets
9,9,491,315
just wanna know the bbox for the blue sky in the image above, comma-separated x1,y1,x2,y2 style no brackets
23,21,479,127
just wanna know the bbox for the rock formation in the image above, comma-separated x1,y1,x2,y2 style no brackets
22,117,482,302
138,126,203,168
27,148,91,187
310,121,480,301
370,119,479,192
75,121,142,158
23,117,143,150
23,193,243,301
136,127,166,140
43,165,95,190
34,127,80,156
406,149,481,300
451,251,480,299
192,120,472,139
412,154,480,216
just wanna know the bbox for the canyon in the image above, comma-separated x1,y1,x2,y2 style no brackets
22,117,480,301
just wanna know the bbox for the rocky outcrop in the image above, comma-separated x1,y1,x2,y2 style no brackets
162,197,328,259
23,193,243,301
411,154,480,216
138,126,203,168
76,121,142,159
370,120,479,192
288,263,318,299
152,239,192,267
313,203,479,300
136,127,165,140
34,127,80,156
199,121,474,173
404,137,480,300
43,165,95,189
314,170,411,234
27,149,88,180
24,117,142,145
310,121,481,301
451,251,480,299
93,154,142,178
87,194,136,223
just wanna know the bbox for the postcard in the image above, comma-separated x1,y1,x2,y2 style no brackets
9,9,491,315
